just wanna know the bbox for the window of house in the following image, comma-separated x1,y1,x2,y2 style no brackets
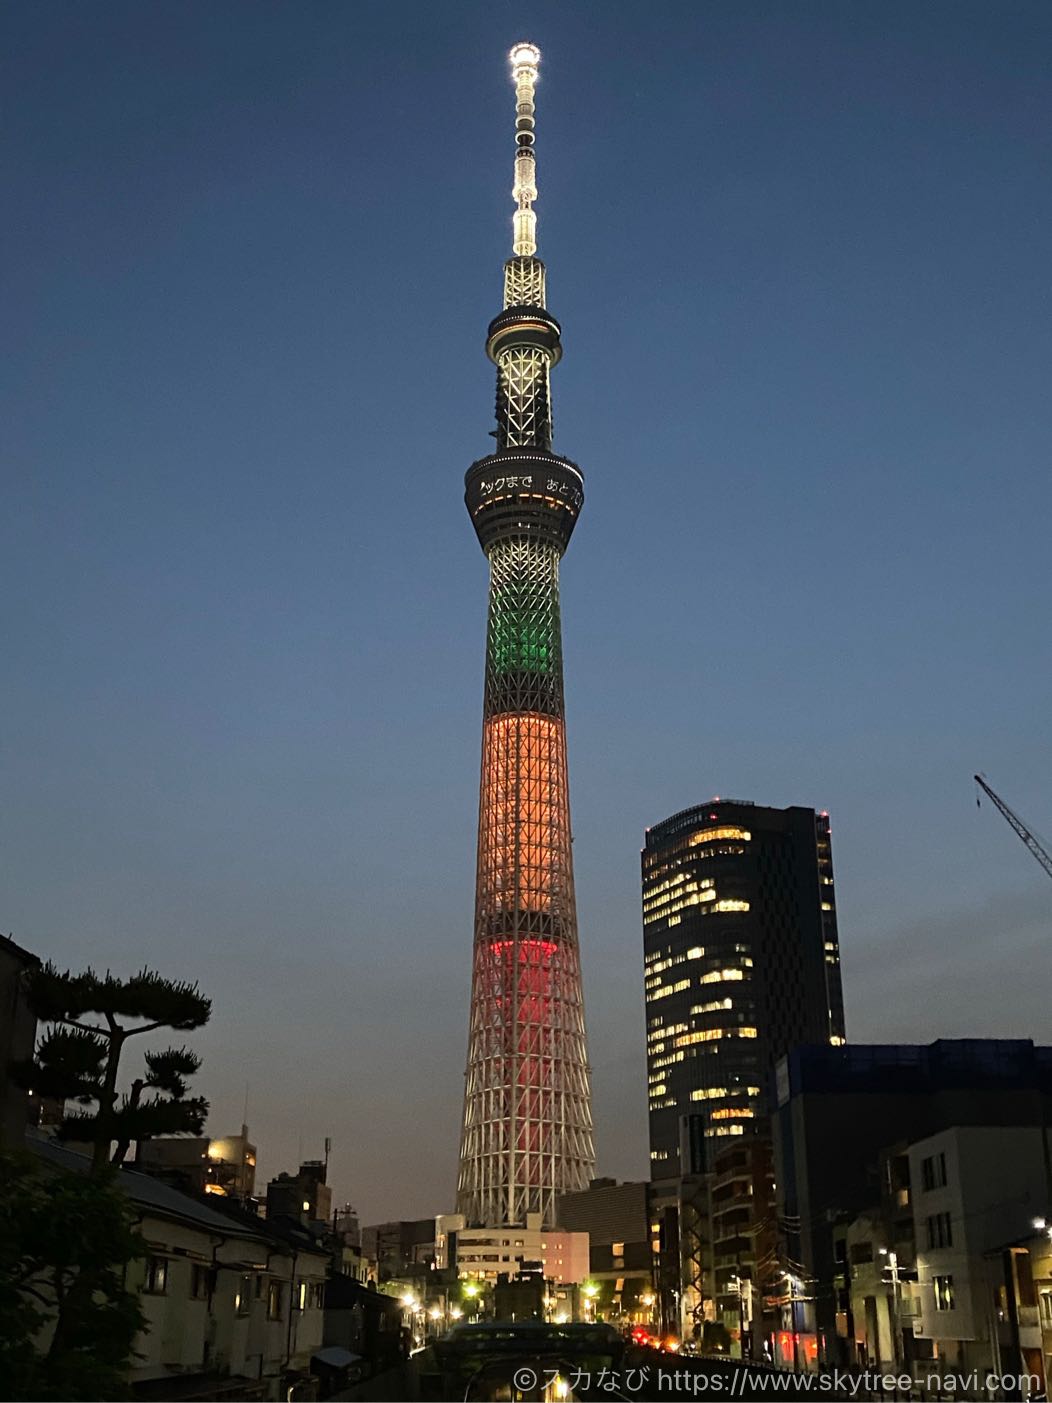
1040,1290,1052,1327
922,1152,948,1191
926,1212,953,1250
144,1257,168,1295
933,1275,955,1311
191,1264,213,1300
255,1275,265,1300
267,1282,284,1321
235,1274,252,1316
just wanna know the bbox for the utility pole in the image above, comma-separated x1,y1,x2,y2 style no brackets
880,1248,904,1372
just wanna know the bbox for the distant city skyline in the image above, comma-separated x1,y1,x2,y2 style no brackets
3,1,1051,1223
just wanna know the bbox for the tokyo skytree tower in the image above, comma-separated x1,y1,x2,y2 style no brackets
456,43,595,1228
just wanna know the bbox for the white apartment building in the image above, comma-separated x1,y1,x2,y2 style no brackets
909,1124,1050,1376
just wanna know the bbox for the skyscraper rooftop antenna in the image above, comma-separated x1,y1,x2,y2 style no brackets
509,43,541,256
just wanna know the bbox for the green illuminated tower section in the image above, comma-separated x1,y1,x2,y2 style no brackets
457,43,595,1229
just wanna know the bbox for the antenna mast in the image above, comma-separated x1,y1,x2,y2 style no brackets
509,43,541,256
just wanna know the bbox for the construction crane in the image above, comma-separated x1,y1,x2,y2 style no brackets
974,774,1052,882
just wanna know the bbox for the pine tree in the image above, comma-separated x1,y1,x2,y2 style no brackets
17,965,211,1173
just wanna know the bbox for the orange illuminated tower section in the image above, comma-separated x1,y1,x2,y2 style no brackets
457,43,595,1228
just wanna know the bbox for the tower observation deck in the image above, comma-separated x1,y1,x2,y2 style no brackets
456,43,595,1229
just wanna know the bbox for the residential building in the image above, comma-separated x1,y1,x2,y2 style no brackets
0,932,40,1146
136,1125,257,1199
30,1137,328,1400
334,1203,361,1249
321,1275,404,1383
709,1135,778,1358
361,1218,436,1280
772,1038,1052,1368
988,1222,1052,1395
908,1125,1051,1377
842,1210,916,1373
267,1159,332,1226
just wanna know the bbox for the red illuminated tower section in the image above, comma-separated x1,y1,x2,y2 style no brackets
457,43,595,1228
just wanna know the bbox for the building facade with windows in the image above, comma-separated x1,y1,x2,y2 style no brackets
31,1138,328,1399
557,1178,656,1323
136,1125,257,1200
267,1159,333,1226
435,1211,588,1287
772,1039,1052,1368
642,800,844,1179
908,1124,1051,1376
709,1135,778,1355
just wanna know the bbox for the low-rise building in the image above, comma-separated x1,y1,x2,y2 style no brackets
557,1177,655,1325
267,1159,332,1226
322,1274,404,1380
908,1124,1050,1378
31,1137,328,1399
435,1212,589,1290
988,1223,1052,1395
136,1125,257,1200
361,1217,435,1278
0,933,40,1146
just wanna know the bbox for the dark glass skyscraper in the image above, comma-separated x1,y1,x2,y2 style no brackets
456,44,594,1230
642,800,845,1177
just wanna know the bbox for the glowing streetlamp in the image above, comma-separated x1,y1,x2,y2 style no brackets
462,1280,481,1321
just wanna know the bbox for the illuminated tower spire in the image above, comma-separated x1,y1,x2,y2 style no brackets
509,42,539,257
457,43,595,1229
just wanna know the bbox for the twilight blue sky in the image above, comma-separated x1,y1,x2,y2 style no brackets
3,1,1050,1223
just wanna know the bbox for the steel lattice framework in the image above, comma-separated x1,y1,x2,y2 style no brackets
457,44,595,1229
